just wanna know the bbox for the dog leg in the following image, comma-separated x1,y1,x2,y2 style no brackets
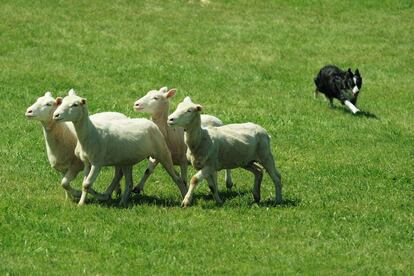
328,98,334,108
344,100,360,114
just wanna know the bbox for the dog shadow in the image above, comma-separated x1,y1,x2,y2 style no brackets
334,105,379,119
355,110,379,119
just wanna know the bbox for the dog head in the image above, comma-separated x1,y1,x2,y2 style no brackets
345,68,362,96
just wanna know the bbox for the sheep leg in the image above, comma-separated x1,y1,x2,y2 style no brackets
83,162,91,183
243,163,264,203
182,168,210,207
119,166,133,207
101,166,123,201
61,167,82,201
207,172,223,205
328,97,334,108
133,157,158,194
224,169,233,190
78,165,101,206
261,156,282,204
180,162,188,187
160,160,187,198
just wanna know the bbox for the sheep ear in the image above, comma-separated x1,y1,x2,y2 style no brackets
80,98,86,105
165,89,176,99
195,104,203,112
45,91,53,97
56,97,63,106
160,87,168,93
183,96,192,104
68,89,77,96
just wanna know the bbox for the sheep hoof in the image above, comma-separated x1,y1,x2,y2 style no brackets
114,186,122,197
181,200,190,208
132,186,141,194
226,182,233,190
119,199,129,208
99,193,111,202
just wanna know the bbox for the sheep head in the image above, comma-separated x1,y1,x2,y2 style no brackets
25,91,58,121
168,96,203,128
134,87,176,114
53,89,87,123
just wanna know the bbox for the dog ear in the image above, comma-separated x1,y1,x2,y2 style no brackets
347,68,354,77
355,68,360,76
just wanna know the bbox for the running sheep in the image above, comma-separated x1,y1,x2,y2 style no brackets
52,91,187,206
132,87,234,194
168,97,282,207
25,91,126,200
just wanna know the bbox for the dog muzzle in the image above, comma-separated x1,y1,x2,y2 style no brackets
352,86,359,94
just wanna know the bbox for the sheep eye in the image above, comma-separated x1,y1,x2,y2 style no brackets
187,109,192,113
46,103,52,106
153,97,159,100
72,103,79,107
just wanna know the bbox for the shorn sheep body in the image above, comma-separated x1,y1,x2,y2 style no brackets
25,91,127,200
132,87,233,193
53,91,187,206
168,97,282,207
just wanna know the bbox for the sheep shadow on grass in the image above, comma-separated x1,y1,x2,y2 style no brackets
87,188,300,209
196,189,301,209
255,197,301,208
91,193,182,208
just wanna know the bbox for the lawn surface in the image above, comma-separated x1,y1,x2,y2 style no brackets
1,0,413,274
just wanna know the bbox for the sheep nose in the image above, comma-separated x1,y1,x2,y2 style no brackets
27,109,33,114
53,113,60,119
168,117,174,123
134,103,140,107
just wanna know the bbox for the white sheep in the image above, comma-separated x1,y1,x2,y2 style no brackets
168,97,282,207
52,91,187,206
132,87,234,194
25,91,127,200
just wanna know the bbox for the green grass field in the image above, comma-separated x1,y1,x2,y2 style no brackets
1,0,413,274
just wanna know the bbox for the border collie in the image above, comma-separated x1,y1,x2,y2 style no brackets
314,65,362,114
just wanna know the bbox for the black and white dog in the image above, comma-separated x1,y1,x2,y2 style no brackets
314,65,362,114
